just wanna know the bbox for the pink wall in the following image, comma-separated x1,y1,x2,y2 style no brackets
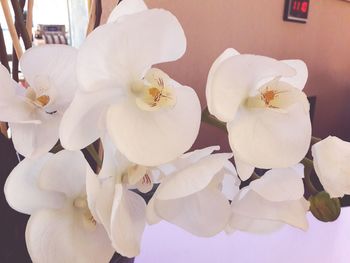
102,0,350,150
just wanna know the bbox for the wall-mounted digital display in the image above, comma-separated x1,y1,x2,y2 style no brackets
283,0,310,23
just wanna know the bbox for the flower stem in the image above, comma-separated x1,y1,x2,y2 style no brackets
301,157,318,195
86,144,103,168
201,107,227,132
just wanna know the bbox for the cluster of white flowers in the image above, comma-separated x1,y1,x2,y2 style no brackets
1,0,349,262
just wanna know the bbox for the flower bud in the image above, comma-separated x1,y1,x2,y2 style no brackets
309,191,341,222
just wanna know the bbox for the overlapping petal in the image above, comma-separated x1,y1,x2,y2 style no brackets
59,89,121,150
110,184,146,258
38,150,88,198
229,166,309,233
228,103,311,169
9,114,61,158
20,45,78,106
4,154,64,215
77,9,186,91
26,208,114,263
312,136,350,198
107,84,201,166
206,51,296,122
107,0,148,23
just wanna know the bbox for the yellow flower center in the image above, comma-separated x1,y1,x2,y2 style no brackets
135,69,176,111
260,87,281,108
34,95,51,107
73,196,97,230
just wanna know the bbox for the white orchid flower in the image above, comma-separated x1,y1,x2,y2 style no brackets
4,150,114,263
0,45,78,158
227,164,309,234
206,48,312,180
87,137,152,258
312,136,350,198
60,0,201,166
147,147,240,237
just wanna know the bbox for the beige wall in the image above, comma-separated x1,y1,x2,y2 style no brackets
102,0,350,150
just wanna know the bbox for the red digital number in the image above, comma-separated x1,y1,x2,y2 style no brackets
301,2,308,13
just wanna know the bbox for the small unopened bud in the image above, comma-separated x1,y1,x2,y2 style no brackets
309,191,341,222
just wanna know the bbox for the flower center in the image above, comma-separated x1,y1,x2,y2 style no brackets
73,196,97,230
34,95,50,108
260,87,281,108
134,68,176,111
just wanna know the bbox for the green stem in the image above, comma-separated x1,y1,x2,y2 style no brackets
301,157,318,195
86,144,102,168
311,136,322,146
201,107,227,132
250,172,261,180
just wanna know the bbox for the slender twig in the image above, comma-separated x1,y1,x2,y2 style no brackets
0,23,10,71
301,157,318,195
0,0,23,58
201,107,227,132
94,0,102,29
26,0,34,39
11,0,32,49
86,144,103,168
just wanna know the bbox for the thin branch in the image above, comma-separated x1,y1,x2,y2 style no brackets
0,23,10,71
301,157,318,195
201,107,227,132
0,0,23,58
26,0,34,39
11,0,32,49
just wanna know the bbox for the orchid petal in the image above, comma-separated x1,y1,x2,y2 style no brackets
4,154,64,215
26,208,114,263
154,187,231,237
234,154,255,181
206,48,239,118
20,45,78,106
231,190,309,231
107,84,201,166
312,136,350,198
228,103,311,169
60,89,121,150
110,185,146,258
38,150,87,198
156,153,232,200
77,9,186,91
206,53,296,122
249,166,304,202
9,114,61,158
280,60,308,90
107,0,147,23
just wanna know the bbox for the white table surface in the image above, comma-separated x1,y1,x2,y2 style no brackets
135,208,350,263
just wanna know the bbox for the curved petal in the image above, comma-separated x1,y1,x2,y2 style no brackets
154,187,231,237
231,190,309,231
227,213,285,234
9,114,61,158
4,154,64,215
206,54,296,122
156,153,232,200
59,89,121,150
312,136,350,198
228,103,311,169
26,208,114,263
107,84,201,166
107,0,148,23
249,166,304,202
0,98,39,123
20,45,78,105
280,60,308,90
77,9,186,91
146,196,162,225
110,185,146,258
206,48,239,116
94,177,115,235
0,63,15,98
234,154,255,181
39,150,88,198
86,169,101,223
